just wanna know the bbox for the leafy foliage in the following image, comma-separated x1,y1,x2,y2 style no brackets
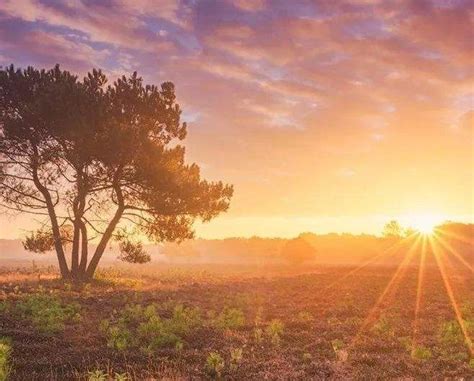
0,338,11,381
100,303,202,353
14,294,80,334
266,319,284,346
215,307,245,330
205,352,225,378
0,64,233,279
117,238,150,264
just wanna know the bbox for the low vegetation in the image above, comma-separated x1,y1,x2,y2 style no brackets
0,264,472,380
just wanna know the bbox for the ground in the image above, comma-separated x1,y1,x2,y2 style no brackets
0,263,472,380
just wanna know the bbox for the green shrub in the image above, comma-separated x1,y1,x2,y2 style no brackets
0,338,11,381
215,307,245,330
205,352,225,378
266,319,284,346
14,294,80,334
411,346,432,361
102,303,201,353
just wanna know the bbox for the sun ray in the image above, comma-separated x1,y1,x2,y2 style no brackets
430,232,473,273
348,235,422,349
323,232,419,291
434,226,474,246
428,236,474,356
412,235,428,353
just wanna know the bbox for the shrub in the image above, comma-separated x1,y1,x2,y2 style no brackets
88,370,107,381
266,319,284,346
14,294,80,334
230,348,243,370
205,352,225,378
102,303,201,353
215,307,245,330
0,338,11,381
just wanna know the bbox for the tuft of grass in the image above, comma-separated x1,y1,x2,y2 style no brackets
205,352,225,378
229,348,243,370
266,319,284,346
411,345,432,361
0,338,12,381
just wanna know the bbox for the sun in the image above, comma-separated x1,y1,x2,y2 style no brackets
409,214,440,235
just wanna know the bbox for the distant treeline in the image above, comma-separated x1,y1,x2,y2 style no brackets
1,223,472,267
160,223,474,266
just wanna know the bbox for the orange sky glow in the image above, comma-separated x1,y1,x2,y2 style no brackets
0,0,472,239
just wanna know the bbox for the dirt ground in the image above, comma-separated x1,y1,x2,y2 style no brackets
0,263,473,380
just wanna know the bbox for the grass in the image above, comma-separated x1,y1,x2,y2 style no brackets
0,338,11,381
10,293,80,334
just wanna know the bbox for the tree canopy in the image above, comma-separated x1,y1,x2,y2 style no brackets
0,64,233,280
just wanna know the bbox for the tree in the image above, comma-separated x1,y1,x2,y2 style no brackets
382,220,404,238
0,65,233,280
280,237,317,266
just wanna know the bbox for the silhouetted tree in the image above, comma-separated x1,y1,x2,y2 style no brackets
0,65,233,280
280,237,317,266
382,220,404,238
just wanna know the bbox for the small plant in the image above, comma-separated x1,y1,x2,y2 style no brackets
0,338,12,381
266,319,284,346
331,339,348,362
372,316,394,337
101,303,202,354
297,311,314,323
230,348,243,370
87,369,107,381
205,351,225,378
14,294,80,334
302,352,312,363
254,327,264,344
114,372,129,381
215,307,245,330
331,339,344,352
411,345,432,361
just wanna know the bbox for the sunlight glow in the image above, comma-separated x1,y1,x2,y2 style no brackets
429,237,474,356
408,214,442,234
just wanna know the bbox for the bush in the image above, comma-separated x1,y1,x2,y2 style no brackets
215,307,245,330
14,294,80,334
205,352,225,378
101,303,201,353
266,319,284,346
230,348,243,370
0,338,11,381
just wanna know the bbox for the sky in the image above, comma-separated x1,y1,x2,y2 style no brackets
0,0,473,239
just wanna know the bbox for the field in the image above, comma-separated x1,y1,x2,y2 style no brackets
0,260,473,381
